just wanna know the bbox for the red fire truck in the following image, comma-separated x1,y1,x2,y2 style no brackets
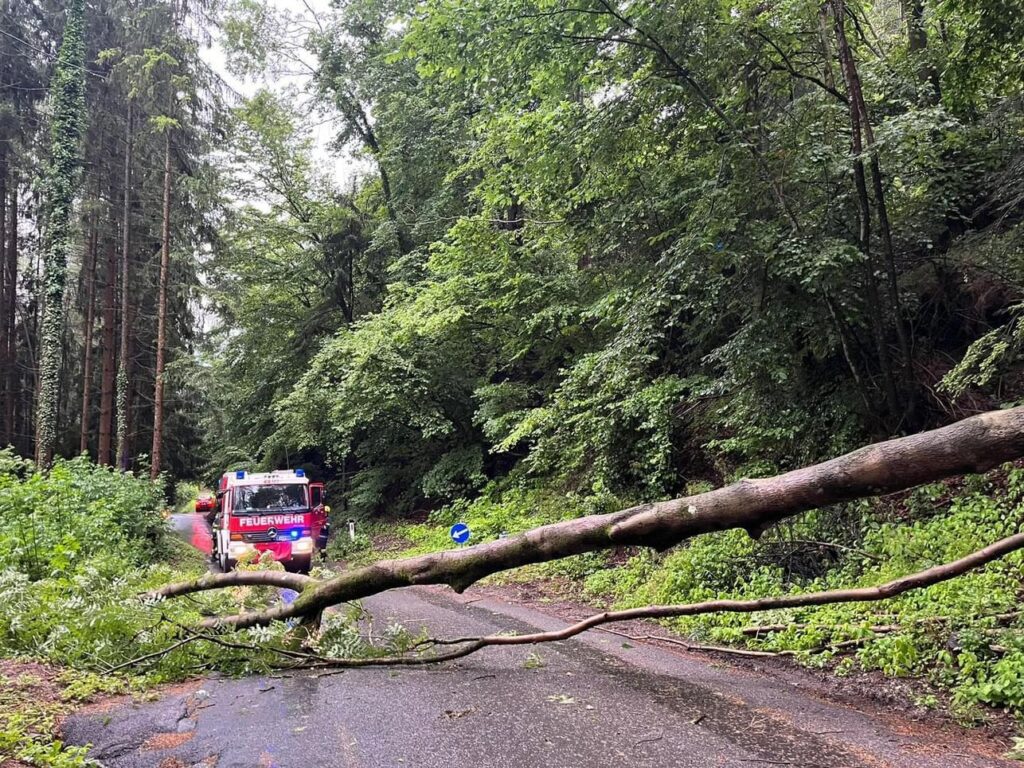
209,469,328,573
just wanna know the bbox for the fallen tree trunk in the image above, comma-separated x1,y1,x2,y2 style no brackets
413,531,1024,656
136,530,1024,671
154,407,1024,630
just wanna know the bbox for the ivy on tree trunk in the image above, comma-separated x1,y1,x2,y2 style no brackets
115,102,134,472
34,0,87,467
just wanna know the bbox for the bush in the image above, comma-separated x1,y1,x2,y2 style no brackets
0,451,169,581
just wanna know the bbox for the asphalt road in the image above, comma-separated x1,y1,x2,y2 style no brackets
62,515,1014,768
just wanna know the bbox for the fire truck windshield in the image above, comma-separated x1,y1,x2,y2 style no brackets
233,484,307,513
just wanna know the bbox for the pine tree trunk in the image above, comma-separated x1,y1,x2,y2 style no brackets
151,130,172,479
0,147,8,447
115,103,133,471
97,232,117,465
35,0,87,467
3,179,18,447
78,220,98,455
125,370,135,463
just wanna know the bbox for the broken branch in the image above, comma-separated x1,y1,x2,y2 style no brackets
151,567,316,599
374,530,1024,663
159,407,1024,630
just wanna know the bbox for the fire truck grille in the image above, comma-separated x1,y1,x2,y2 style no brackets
243,531,277,543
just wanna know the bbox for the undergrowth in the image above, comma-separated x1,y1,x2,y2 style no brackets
350,463,1024,723
0,452,439,766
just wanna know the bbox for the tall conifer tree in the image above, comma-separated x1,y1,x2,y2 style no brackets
35,0,87,466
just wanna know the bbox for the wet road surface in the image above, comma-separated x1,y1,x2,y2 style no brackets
169,511,213,556
61,515,1015,768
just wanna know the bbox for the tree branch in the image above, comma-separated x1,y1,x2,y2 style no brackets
156,407,1024,630
754,30,849,104
152,569,315,599
350,529,1024,661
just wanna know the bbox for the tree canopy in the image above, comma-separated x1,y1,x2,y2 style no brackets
199,0,1024,522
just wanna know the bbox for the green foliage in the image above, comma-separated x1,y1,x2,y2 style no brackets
326,530,375,562
0,455,383,687
0,672,93,768
0,451,168,580
211,0,1022,520
582,465,1024,715
941,302,1024,398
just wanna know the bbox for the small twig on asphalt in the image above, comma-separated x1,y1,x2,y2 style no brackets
633,731,664,748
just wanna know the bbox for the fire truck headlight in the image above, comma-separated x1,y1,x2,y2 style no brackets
292,537,314,554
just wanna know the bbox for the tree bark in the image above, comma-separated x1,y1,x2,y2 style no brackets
151,129,172,479
838,15,915,411
97,232,117,465
154,407,1024,630
78,219,98,455
34,0,87,466
0,147,7,446
3,178,18,446
902,0,940,102
831,0,903,424
904,0,927,53
115,103,133,471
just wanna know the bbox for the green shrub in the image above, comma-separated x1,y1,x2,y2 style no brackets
173,480,202,515
0,451,168,580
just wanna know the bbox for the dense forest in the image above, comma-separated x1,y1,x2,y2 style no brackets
2,0,1022,508
1,0,218,476
4,2,1024,756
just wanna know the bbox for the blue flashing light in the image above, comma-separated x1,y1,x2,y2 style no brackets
294,468,305,477
235,470,246,479
290,529,300,540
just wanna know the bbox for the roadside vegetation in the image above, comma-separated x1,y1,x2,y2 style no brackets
0,452,194,765
330,462,1024,723
3,0,1024,757
0,455,284,765
0,454,419,766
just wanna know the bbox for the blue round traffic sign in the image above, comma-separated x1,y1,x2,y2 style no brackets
449,522,471,544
